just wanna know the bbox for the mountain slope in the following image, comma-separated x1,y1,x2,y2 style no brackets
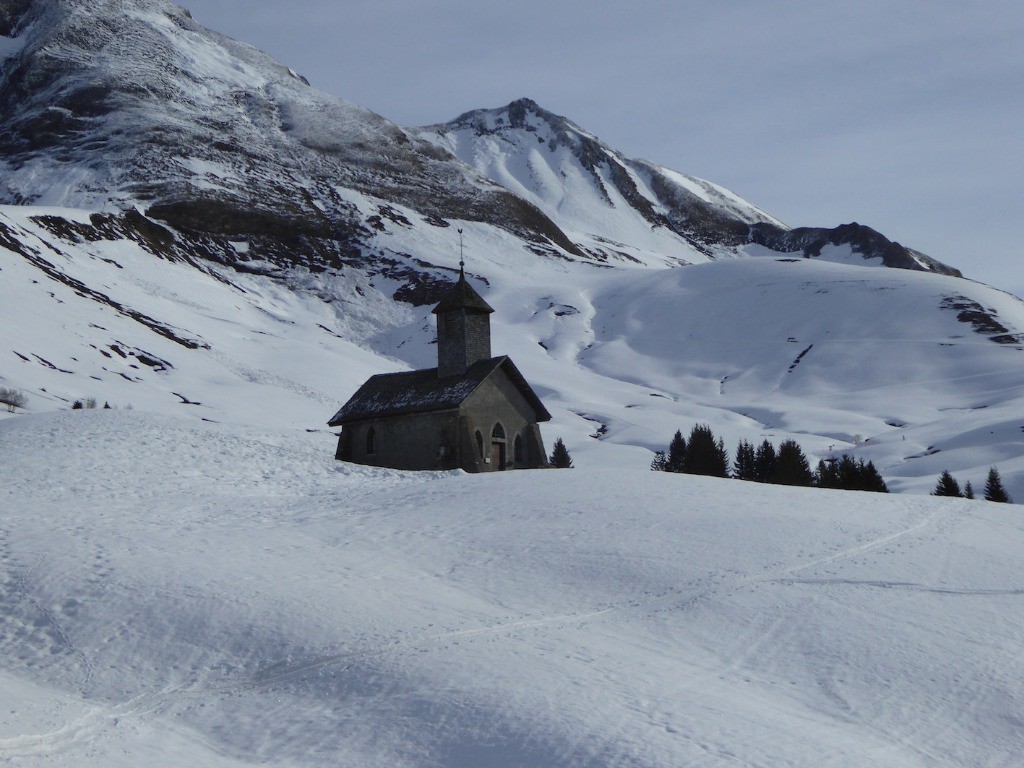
0,0,581,266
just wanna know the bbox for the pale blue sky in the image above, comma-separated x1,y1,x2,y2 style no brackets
193,1,1023,295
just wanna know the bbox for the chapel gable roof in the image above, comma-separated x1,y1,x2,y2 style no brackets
328,356,550,426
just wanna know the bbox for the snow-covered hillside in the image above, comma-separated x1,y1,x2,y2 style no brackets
3,203,1023,498
1,410,1022,767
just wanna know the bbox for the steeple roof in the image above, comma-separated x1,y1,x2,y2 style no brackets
431,269,494,315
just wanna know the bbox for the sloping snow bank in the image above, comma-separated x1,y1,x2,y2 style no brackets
1,410,1022,766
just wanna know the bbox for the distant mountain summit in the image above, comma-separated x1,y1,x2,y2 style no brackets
418,97,781,265
1,1,958,277
418,98,960,274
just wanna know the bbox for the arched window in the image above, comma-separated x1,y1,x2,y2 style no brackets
366,426,376,455
475,430,484,458
491,422,505,440
514,434,524,466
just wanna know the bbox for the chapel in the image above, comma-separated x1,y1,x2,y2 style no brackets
328,265,550,471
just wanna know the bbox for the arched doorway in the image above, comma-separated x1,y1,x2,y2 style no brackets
490,422,507,470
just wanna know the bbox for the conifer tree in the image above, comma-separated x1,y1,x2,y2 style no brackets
666,430,686,473
815,455,887,492
838,455,861,489
650,450,667,472
549,438,574,469
815,459,838,488
983,467,1011,503
932,471,962,498
773,439,814,486
963,481,975,500
753,440,777,483
860,460,889,493
733,440,757,481
683,424,729,477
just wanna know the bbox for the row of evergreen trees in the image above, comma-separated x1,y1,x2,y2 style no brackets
932,467,1012,503
651,424,888,493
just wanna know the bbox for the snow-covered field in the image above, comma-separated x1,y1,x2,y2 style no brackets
1,410,1022,766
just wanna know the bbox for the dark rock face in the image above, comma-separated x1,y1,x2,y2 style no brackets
642,169,753,252
0,0,33,36
940,295,1024,343
748,222,962,277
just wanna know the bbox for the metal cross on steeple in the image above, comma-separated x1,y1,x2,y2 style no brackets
458,228,465,279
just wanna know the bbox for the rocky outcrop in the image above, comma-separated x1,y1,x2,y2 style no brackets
748,222,962,276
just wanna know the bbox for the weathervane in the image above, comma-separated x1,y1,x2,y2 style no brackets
457,228,465,278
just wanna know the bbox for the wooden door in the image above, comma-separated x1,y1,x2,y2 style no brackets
491,442,506,470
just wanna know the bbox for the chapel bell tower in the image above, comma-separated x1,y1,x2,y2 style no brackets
431,233,494,378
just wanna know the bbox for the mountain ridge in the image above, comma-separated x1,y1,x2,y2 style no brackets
1,0,959,277
418,97,959,274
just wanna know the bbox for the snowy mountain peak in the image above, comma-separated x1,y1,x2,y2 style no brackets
446,97,604,149
418,99,961,274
